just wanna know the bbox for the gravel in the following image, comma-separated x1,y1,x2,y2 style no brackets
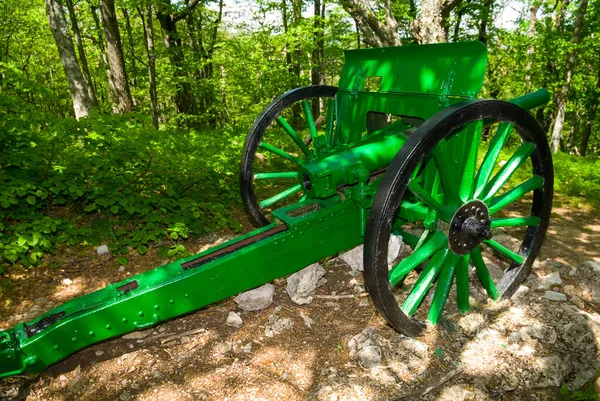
235,284,275,311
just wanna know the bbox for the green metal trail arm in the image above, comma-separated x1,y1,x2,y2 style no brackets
0,197,364,377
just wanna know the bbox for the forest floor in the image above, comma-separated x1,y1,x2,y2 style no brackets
0,194,599,401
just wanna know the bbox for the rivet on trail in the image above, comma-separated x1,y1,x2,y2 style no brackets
154,305,160,310
122,318,128,323
138,311,144,317
105,324,112,330
89,331,95,337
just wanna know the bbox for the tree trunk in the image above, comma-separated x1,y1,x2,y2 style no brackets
65,0,98,106
549,0,588,153
121,5,137,89
340,0,400,47
477,0,493,45
581,65,600,156
311,0,325,119
417,0,461,44
99,0,134,113
156,0,201,115
525,3,539,88
87,0,113,104
138,2,159,129
44,0,92,119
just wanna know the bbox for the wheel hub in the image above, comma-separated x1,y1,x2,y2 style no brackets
448,200,492,255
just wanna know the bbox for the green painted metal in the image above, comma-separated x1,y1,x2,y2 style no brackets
258,184,302,208
482,142,536,201
470,247,499,300
490,216,540,228
428,254,458,325
488,176,544,215
254,172,299,180
259,142,305,165
484,239,525,264
401,248,448,316
277,116,312,158
0,41,554,378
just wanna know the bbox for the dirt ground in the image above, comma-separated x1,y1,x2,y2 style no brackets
0,194,599,401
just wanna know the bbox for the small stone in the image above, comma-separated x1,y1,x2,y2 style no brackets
235,284,275,311
226,312,243,328
324,302,340,311
62,278,73,286
536,271,563,289
563,285,576,297
180,336,191,344
265,315,294,337
591,286,600,304
118,266,126,272
511,285,529,300
96,245,110,256
348,327,381,368
242,343,252,353
95,350,105,356
570,295,584,308
578,260,600,273
299,311,314,328
317,277,327,287
216,341,233,353
509,332,522,342
158,327,166,333
34,297,47,305
286,263,326,305
544,291,567,302
458,313,485,335
353,285,365,293
359,298,369,307
339,235,403,272
123,331,149,340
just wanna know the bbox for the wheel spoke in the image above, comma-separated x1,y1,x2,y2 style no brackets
488,175,543,215
470,246,499,300
483,239,524,265
401,248,449,316
258,184,302,208
481,142,535,202
455,254,470,313
276,117,312,158
301,100,319,145
427,253,458,325
432,141,460,206
389,231,447,286
259,142,305,165
407,180,453,221
459,121,483,202
395,229,420,249
325,98,335,148
254,172,298,180
474,122,513,198
490,216,540,228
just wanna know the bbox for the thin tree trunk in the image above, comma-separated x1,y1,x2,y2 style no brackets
121,5,137,89
477,0,493,45
550,0,588,153
525,4,539,89
581,65,600,156
341,0,400,47
100,0,134,113
65,0,98,106
87,0,113,104
311,0,325,119
138,3,158,129
282,0,294,86
44,0,91,119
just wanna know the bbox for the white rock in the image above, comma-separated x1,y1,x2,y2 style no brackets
511,285,529,300
226,312,243,328
578,261,600,273
591,286,600,304
62,278,73,286
235,284,275,311
339,235,403,272
544,291,567,302
536,271,563,289
348,327,381,368
570,295,584,308
299,311,314,328
563,284,576,297
265,315,294,337
118,266,126,272
359,298,369,307
97,244,110,256
123,331,149,340
95,350,105,356
242,343,252,353
286,263,326,305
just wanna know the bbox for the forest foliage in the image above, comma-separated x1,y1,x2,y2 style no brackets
0,0,598,268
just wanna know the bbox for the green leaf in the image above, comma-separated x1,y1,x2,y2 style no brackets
137,245,148,255
170,232,179,240
26,196,36,205
117,256,128,265
110,205,119,214
85,204,97,212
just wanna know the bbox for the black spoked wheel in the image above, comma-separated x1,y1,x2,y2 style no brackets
240,86,339,227
364,100,553,337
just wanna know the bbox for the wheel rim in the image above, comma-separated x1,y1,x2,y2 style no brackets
240,86,339,226
364,100,553,336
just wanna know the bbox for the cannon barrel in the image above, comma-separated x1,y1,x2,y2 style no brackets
508,88,550,111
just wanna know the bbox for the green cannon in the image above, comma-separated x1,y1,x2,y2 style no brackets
0,41,553,377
